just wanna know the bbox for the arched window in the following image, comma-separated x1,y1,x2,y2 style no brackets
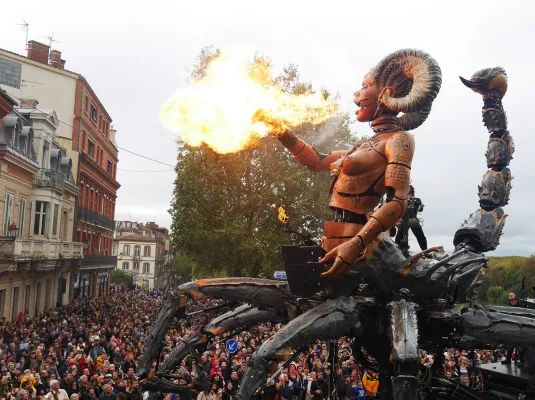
143,263,150,274
143,246,151,257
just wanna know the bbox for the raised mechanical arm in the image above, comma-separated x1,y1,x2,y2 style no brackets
277,130,347,171
454,67,512,252
320,132,414,278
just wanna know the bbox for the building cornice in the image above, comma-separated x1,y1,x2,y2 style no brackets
0,48,79,79
0,148,39,173
78,76,112,122
80,151,120,191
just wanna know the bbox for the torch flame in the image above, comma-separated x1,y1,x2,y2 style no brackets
159,53,338,154
278,205,289,224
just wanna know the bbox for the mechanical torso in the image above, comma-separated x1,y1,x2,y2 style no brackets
329,135,391,215
323,133,402,252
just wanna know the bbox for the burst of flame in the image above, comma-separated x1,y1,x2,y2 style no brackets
278,205,289,224
159,53,338,154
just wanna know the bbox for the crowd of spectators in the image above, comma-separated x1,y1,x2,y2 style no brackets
0,285,162,400
173,325,377,400
422,347,511,389
0,286,517,400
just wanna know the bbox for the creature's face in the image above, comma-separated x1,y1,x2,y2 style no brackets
354,77,380,122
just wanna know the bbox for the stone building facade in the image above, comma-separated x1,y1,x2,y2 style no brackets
0,92,82,320
0,41,120,299
113,222,171,290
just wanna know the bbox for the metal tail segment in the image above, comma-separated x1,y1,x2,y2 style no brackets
454,68,512,253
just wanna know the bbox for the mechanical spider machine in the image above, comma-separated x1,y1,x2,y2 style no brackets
138,57,533,400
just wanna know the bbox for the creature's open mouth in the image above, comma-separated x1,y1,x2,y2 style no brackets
355,98,376,113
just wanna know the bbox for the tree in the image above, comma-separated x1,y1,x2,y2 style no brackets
477,256,534,304
477,274,497,302
111,269,134,287
487,285,504,305
169,47,358,279
174,251,196,283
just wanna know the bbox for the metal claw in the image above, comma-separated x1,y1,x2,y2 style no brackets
459,76,485,90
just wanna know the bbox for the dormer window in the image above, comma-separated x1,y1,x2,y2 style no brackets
18,128,27,153
60,157,72,178
1,115,21,148
49,149,61,171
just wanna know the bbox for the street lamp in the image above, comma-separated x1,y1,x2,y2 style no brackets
118,253,123,260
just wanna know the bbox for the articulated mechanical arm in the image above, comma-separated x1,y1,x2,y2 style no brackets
142,361,207,399
455,67,512,253
158,304,288,374
460,305,535,349
138,279,294,395
277,130,348,172
235,297,362,400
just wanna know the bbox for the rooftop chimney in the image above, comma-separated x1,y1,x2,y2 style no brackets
109,128,117,146
27,40,50,64
49,50,66,70
20,99,39,109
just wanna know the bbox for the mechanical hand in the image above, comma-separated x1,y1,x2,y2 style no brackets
319,237,365,278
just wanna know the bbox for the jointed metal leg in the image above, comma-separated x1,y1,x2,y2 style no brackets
158,304,288,374
235,297,362,400
142,361,206,398
460,305,535,349
178,278,295,309
138,278,295,379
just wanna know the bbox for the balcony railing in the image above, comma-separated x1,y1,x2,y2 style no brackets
35,169,65,193
78,206,115,231
1,239,83,260
81,255,117,267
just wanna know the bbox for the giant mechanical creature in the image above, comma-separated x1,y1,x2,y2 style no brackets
138,50,534,399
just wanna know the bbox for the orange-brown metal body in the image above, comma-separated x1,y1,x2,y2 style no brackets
284,131,414,253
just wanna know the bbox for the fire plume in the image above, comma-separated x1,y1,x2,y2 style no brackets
159,53,338,154
278,205,289,224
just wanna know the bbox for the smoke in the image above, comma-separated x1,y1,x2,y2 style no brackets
313,112,348,146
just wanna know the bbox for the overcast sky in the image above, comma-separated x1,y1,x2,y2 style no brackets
2,0,534,256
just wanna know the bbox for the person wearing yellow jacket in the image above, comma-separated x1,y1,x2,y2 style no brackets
20,370,36,389
362,369,379,398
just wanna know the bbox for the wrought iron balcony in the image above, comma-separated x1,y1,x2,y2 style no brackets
78,206,115,231
81,255,117,267
35,169,65,193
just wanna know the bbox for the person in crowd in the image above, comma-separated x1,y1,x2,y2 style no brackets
310,371,328,400
353,379,366,400
45,380,69,400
